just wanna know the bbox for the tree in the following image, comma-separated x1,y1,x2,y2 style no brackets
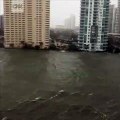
70,32,78,41
50,28,78,41
50,29,58,40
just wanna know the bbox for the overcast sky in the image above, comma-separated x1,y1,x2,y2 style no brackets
0,0,118,27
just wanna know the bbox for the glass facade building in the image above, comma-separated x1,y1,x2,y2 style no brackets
79,0,110,51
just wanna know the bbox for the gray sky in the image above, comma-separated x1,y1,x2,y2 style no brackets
0,0,118,27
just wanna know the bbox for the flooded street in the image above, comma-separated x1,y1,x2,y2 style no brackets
0,49,120,119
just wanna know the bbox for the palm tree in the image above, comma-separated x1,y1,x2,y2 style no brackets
39,42,43,49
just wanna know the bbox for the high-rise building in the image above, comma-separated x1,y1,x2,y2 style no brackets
0,15,4,29
79,0,110,51
114,0,120,33
64,18,71,29
64,14,75,30
118,0,120,33
4,0,50,48
114,8,119,33
108,5,117,33
70,14,76,30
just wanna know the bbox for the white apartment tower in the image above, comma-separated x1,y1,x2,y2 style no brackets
64,14,75,30
108,5,117,33
4,0,50,49
79,0,110,51
118,0,120,33
114,0,120,33
114,8,119,33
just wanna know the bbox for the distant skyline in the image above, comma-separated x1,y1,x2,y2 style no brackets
0,0,118,27
51,0,80,27
50,0,118,27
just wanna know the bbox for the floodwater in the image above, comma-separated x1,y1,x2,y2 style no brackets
0,49,120,119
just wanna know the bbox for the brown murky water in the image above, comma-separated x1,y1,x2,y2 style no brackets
0,49,120,119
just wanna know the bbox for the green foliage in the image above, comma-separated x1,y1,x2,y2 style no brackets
50,29,78,40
